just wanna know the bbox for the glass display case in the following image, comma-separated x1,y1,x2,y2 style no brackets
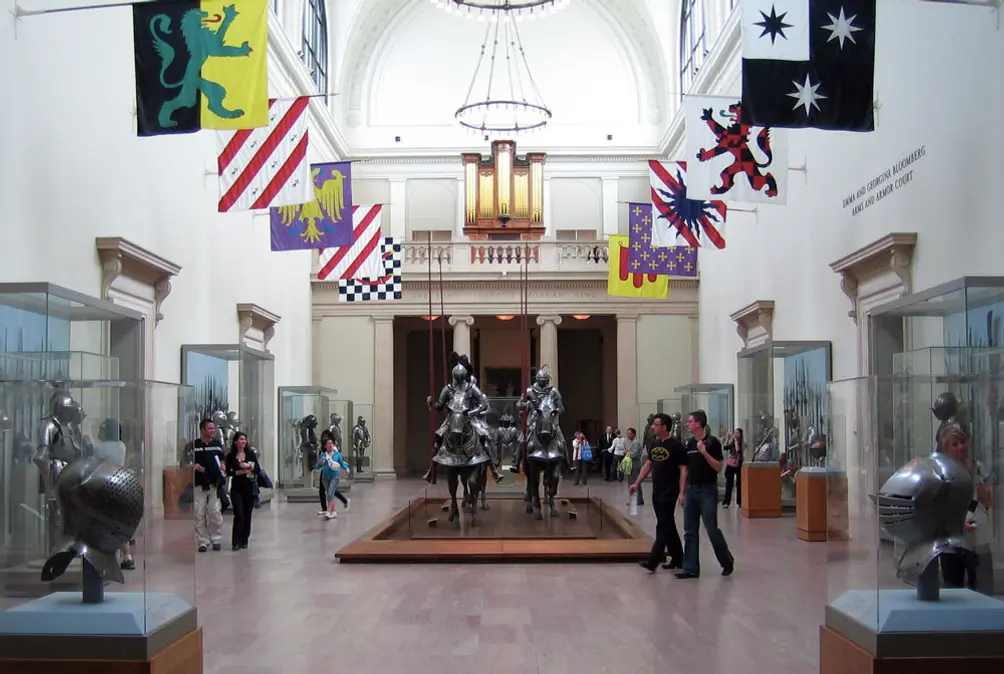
673,384,734,439
0,282,144,381
870,276,1004,377
486,396,521,468
350,403,374,482
738,341,832,505
0,380,196,644
825,374,1004,652
276,387,347,491
179,344,274,467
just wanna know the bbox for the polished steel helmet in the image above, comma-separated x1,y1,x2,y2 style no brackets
452,362,468,383
931,392,959,422
535,367,551,386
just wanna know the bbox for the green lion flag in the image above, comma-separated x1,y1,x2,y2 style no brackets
133,0,268,137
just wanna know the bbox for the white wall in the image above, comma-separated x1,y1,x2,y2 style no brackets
637,314,695,404
315,316,375,405
693,0,1004,386
0,3,336,473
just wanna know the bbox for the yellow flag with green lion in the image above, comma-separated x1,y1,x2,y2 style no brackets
607,234,669,299
133,0,268,136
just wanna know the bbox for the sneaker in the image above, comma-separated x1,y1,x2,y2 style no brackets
345,498,351,511
198,545,207,553
212,543,221,552
317,510,327,516
325,512,336,520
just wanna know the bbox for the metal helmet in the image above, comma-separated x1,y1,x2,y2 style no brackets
302,414,318,428
51,392,82,425
931,392,959,422
535,367,551,386
500,412,513,426
211,410,228,426
330,413,342,425
357,416,366,426
452,362,468,384
872,452,972,582
226,410,241,426
56,457,145,557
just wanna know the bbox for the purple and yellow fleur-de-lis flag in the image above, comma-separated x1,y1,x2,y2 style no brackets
626,203,698,277
269,162,354,251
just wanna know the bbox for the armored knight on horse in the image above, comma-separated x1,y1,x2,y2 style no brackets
423,353,502,524
515,366,568,519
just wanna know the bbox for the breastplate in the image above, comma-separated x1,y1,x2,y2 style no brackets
49,420,81,463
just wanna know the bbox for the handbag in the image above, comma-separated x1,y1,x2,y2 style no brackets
580,444,593,462
257,467,274,490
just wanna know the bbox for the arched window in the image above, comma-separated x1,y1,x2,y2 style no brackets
679,0,707,99
302,0,328,94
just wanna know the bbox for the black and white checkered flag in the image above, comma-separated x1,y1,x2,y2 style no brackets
338,238,403,303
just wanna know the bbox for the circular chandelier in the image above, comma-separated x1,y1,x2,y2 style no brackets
432,0,570,20
454,9,552,134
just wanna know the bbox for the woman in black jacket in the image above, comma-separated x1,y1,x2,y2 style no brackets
225,432,261,550
722,428,744,508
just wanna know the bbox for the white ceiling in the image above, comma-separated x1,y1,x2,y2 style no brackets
331,0,678,155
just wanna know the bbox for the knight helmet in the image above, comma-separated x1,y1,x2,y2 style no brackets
302,414,318,428
932,392,959,422
357,416,366,426
534,366,551,387
452,362,468,385
51,392,83,425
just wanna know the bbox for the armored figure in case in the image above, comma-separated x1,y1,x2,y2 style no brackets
40,456,145,603
932,392,969,448
873,452,974,601
352,416,371,474
328,412,343,449
299,414,319,487
669,412,683,441
33,391,86,551
224,411,242,448
496,412,521,468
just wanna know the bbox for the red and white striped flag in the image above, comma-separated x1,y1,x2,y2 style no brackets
317,205,384,281
216,97,313,213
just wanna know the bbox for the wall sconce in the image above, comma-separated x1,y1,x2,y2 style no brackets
421,315,439,321
496,315,515,321
572,315,591,320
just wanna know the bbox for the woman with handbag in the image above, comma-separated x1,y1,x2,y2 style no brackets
316,434,351,520
573,432,592,485
722,428,744,508
225,432,260,550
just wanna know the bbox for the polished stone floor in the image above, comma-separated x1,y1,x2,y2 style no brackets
194,478,837,674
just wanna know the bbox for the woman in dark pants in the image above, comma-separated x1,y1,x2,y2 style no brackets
722,429,744,508
225,432,260,550
317,431,348,512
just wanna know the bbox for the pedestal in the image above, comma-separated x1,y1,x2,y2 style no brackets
740,462,782,518
821,588,1004,674
162,468,191,521
796,468,828,541
826,470,850,542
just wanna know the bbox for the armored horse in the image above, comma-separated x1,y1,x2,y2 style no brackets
428,357,492,525
522,393,564,519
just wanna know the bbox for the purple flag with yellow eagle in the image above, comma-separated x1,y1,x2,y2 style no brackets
269,162,353,251
626,203,698,277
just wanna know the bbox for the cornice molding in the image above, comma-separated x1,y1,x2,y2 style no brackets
95,237,181,324
267,10,348,159
729,300,775,347
236,303,281,350
828,233,918,323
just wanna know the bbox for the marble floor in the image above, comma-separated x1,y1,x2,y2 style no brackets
194,478,837,674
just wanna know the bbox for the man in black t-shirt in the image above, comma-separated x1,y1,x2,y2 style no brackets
630,412,687,572
676,409,734,579
183,418,226,552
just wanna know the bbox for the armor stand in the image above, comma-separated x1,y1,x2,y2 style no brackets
915,559,941,602
81,559,104,604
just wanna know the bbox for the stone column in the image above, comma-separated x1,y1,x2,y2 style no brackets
601,176,619,237
372,317,396,478
616,315,638,431
388,178,407,240
535,315,562,385
449,315,475,356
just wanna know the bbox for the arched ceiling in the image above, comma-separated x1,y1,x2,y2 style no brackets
336,0,673,153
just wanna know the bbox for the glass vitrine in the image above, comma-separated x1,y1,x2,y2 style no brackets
276,387,346,490
179,345,275,471
673,384,734,439
0,283,144,382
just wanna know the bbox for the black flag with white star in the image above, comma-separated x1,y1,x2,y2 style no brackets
740,0,875,131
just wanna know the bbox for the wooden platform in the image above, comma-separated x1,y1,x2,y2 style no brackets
336,495,651,563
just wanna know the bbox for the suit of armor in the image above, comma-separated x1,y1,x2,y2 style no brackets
328,413,343,449
496,413,521,467
517,368,567,463
352,417,371,473
299,415,319,487
32,392,85,552
224,411,241,449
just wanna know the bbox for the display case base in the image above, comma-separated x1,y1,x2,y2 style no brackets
821,588,1004,673
741,462,782,518
336,495,651,563
0,598,200,674
796,468,829,541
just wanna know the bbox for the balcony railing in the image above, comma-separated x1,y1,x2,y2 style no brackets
403,241,609,274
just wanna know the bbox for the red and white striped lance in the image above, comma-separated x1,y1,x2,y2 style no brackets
317,205,384,281
217,97,313,213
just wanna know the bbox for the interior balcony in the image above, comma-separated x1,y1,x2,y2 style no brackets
401,240,609,277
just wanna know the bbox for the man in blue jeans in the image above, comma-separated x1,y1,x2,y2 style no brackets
676,409,735,579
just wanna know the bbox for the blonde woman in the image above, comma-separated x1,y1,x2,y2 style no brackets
938,424,994,595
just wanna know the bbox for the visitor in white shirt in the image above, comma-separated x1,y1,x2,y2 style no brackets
611,429,627,481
